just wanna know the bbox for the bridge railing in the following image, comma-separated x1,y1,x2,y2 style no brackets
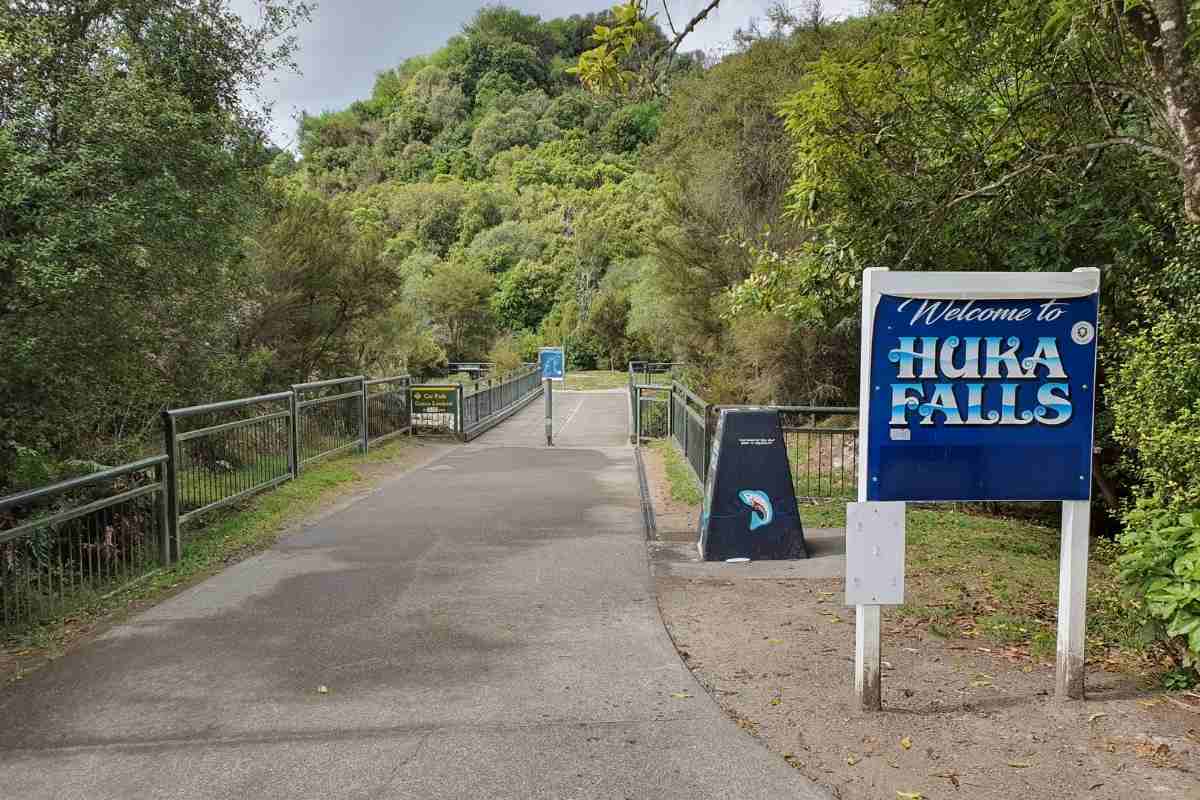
628,365,858,501
459,365,542,439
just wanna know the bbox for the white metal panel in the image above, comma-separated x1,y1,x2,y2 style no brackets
871,268,1100,300
845,501,906,605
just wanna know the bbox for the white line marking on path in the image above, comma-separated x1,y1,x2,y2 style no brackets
557,398,586,438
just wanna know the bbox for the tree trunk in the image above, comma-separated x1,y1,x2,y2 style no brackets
1125,1,1200,221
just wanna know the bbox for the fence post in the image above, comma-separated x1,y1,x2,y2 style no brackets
289,390,300,477
702,404,712,479
630,370,637,444
360,377,370,454
160,411,180,565
154,459,170,567
635,386,642,443
455,385,464,439
667,386,674,441
406,377,414,436
680,393,687,456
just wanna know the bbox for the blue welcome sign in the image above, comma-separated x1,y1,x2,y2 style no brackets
861,270,1100,502
538,346,564,381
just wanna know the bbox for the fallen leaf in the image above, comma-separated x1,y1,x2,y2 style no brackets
770,696,782,706
896,792,924,799
1088,713,1107,723
671,692,692,699
1008,761,1034,768
900,736,913,750
846,753,861,766
1138,698,1164,708
766,639,784,645
969,679,993,688
316,685,329,695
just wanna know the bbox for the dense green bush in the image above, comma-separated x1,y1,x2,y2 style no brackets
1108,305,1200,674
1110,308,1200,509
1118,506,1200,675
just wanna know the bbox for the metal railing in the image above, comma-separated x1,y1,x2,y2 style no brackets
669,382,710,485
460,365,542,438
294,377,367,467
164,391,295,547
628,362,681,442
446,362,495,379
778,407,859,500
634,385,671,440
366,376,413,446
628,361,681,387
0,373,422,636
629,365,858,501
1,457,168,632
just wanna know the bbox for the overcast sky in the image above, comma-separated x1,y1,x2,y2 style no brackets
234,0,865,149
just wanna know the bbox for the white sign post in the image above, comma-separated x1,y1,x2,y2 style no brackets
850,267,1100,710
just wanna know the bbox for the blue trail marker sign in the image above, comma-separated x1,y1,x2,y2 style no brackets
850,268,1101,711
538,347,565,382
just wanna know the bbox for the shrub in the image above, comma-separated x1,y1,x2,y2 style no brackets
1118,505,1200,675
487,333,524,373
1109,308,1200,509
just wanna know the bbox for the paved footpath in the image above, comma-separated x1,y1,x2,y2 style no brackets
0,390,829,800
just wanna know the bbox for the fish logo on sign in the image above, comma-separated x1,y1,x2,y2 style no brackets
738,490,773,531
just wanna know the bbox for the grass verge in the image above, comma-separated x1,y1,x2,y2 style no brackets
2,436,433,684
649,439,703,505
561,370,628,391
794,500,1148,671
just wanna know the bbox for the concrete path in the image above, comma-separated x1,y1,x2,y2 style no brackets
0,391,829,800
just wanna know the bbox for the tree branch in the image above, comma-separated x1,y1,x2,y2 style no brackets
1082,136,1181,166
661,1,679,37
947,135,1180,210
946,162,1041,208
654,0,722,81
660,0,722,60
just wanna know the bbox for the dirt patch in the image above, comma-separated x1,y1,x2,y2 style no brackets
658,577,1200,800
641,442,699,537
644,467,1200,799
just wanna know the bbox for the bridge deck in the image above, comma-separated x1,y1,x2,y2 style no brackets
0,391,827,799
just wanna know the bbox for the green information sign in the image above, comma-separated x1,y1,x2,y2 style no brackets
412,387,455,413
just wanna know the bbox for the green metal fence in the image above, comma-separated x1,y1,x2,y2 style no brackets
630,367,859,502
1,373,416,635
294,377,368,467
1,457,169,633
459,365,542,438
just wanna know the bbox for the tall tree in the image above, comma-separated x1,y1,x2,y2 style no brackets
0,0,310,471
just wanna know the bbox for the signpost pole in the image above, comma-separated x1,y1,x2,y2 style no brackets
854,267,886,712
1056,499,1091,699
544,378,553,446
855,605,882,711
